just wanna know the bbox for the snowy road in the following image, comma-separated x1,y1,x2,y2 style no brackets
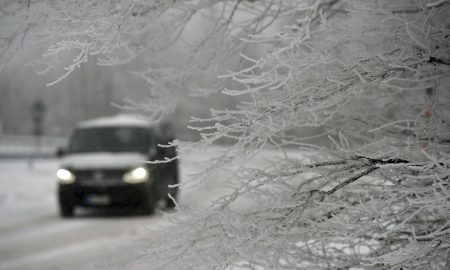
0,148,292,269
0,159,168,270
0,149,235,270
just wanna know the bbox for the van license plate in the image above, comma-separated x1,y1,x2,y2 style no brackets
85,195,110,205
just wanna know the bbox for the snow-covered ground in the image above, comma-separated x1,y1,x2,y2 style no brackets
0,147,302,269
0,148,231,269
0,158,161,270
0,135,66,158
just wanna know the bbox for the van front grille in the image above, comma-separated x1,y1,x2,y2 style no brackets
72,169,128,182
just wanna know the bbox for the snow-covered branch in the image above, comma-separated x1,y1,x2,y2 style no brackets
2,0,449,269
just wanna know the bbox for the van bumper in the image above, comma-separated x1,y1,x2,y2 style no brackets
58,182,151,207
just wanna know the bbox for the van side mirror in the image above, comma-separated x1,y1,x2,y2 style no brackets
148,144,168,160
56,147,66,158
149,147,158,159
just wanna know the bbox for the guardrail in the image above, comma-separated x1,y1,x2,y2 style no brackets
0,135,67,158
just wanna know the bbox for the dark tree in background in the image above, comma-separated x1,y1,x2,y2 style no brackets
1,0,449,269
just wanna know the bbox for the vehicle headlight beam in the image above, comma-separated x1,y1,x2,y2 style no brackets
56,168,76,184
123,166,149,184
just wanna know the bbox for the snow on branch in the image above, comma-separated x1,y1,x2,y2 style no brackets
132,1,450,269
2,0,449,269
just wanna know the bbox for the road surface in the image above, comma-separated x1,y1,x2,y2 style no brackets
0,147,291,269
0,148,237,270
0,158,168,270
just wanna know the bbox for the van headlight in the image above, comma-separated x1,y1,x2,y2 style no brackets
123,166,149,184
57,168,76,184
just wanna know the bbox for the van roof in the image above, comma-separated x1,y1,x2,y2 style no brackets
77,114,150,129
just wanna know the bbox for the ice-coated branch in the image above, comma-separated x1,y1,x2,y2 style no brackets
133,1,450,269
2,0,449,269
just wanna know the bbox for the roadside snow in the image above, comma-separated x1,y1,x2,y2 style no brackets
0,159,57,222
0,158,167,270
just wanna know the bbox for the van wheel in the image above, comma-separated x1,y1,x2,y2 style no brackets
59,202,74,218
140,196,155,215
140,203,154,215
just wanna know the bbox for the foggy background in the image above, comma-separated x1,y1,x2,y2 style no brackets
0,49,240,141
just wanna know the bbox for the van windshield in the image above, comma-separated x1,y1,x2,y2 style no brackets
68,127,151,154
